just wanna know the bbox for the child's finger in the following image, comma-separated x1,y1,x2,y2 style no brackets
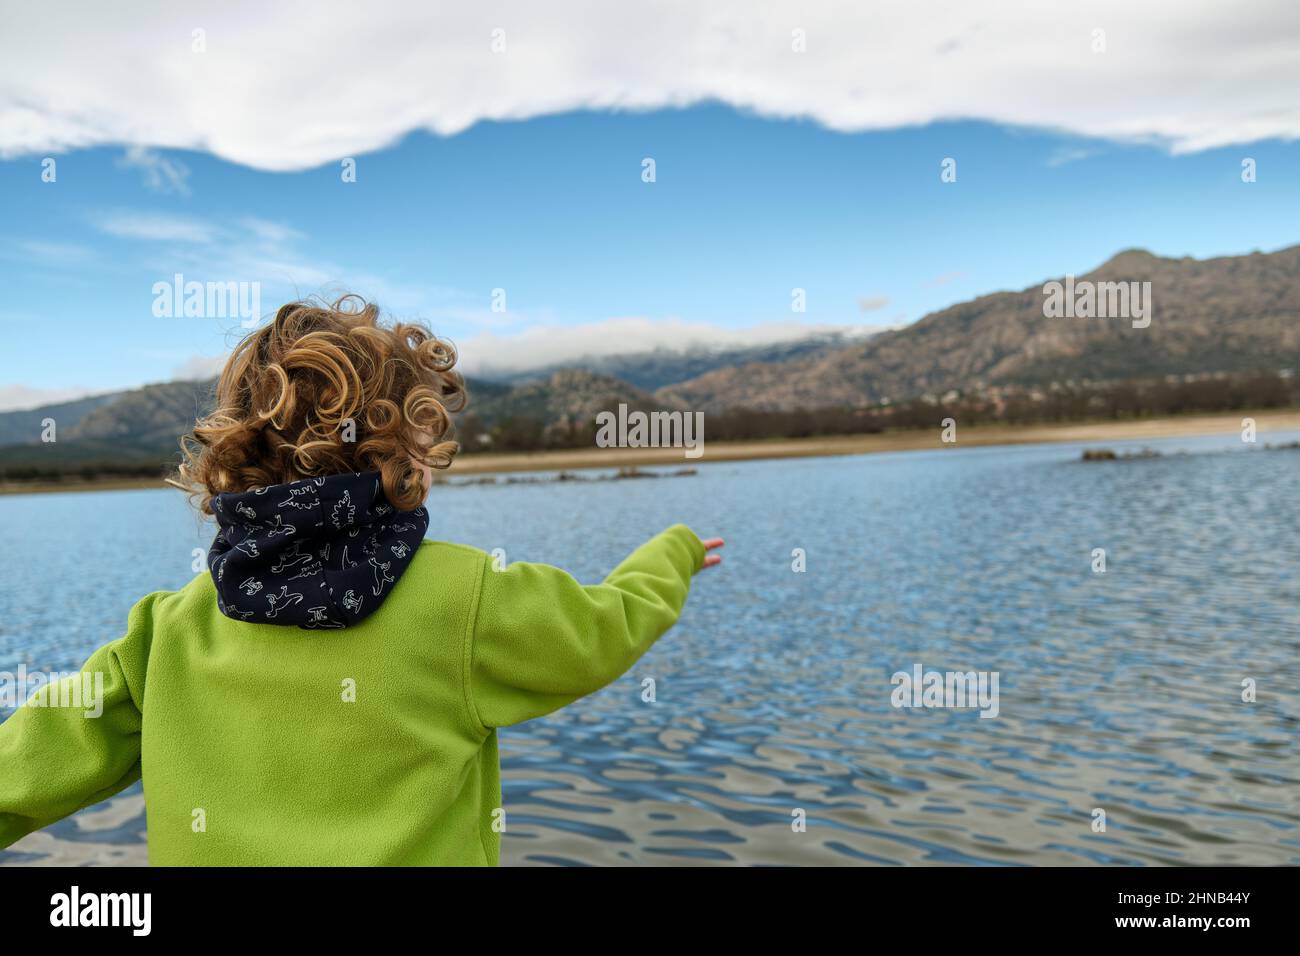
703,554,723,568
701,537,724,550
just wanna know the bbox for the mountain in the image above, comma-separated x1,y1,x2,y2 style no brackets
465,369,665,425
658,246,1300,411
0,370,660,470
453,369,671,450
67,379,218,446
2,244,1297,474
0,379,220,475
0,392,119,446
477,332,871,392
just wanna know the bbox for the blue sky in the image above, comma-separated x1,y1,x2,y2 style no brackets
1,104,1296,409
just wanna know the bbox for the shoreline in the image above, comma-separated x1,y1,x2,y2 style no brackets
3,408,1298,496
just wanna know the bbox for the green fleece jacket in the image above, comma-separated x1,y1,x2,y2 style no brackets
0,524,705,865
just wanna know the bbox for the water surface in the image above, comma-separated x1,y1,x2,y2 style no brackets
2,430,1298,865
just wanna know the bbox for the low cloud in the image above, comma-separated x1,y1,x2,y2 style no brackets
160,317,877,384
0,384,108,413
171,354,228,382
458,316,875,376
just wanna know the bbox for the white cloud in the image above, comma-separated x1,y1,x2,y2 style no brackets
165,318,871,385
0,239,98,265
117,145,191,194
88,206,495,327
94,211,215,243
857,295,890,312
0,384,109,413
1047,145,1100,167
171,354,228,381
154,318,879,385
0,2,1296,171
457,316,877,376
239,218,306,245
926,271,965,287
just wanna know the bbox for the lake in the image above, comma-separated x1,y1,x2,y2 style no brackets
2,430,1298,865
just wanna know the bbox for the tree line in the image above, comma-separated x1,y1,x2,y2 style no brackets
458,369,1298,451
2,369,1294,483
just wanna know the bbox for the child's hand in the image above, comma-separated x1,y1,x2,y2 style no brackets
701,537,724,568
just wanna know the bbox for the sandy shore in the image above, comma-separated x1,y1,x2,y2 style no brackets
446,409,1300,474
3,408,1298,496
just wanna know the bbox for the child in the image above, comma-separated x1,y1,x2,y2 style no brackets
0,296,721,865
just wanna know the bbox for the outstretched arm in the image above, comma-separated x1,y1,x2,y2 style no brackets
468,524,722,729
0,595,154,848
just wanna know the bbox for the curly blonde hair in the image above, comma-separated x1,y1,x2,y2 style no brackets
175,295,465,514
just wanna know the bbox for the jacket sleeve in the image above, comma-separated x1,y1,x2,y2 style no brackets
0,594,154,849
467,523,705,729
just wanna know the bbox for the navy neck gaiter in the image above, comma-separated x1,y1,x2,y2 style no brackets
207,471,429,629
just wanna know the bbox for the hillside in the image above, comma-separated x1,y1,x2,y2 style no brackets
658,246,1300,411
0,370,662,472
465,369,664,424
68,379,218,446
2,243,1298,476
478,332,869,392
0,392,119,446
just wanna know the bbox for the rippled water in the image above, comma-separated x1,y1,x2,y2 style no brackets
2,430,1299,866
